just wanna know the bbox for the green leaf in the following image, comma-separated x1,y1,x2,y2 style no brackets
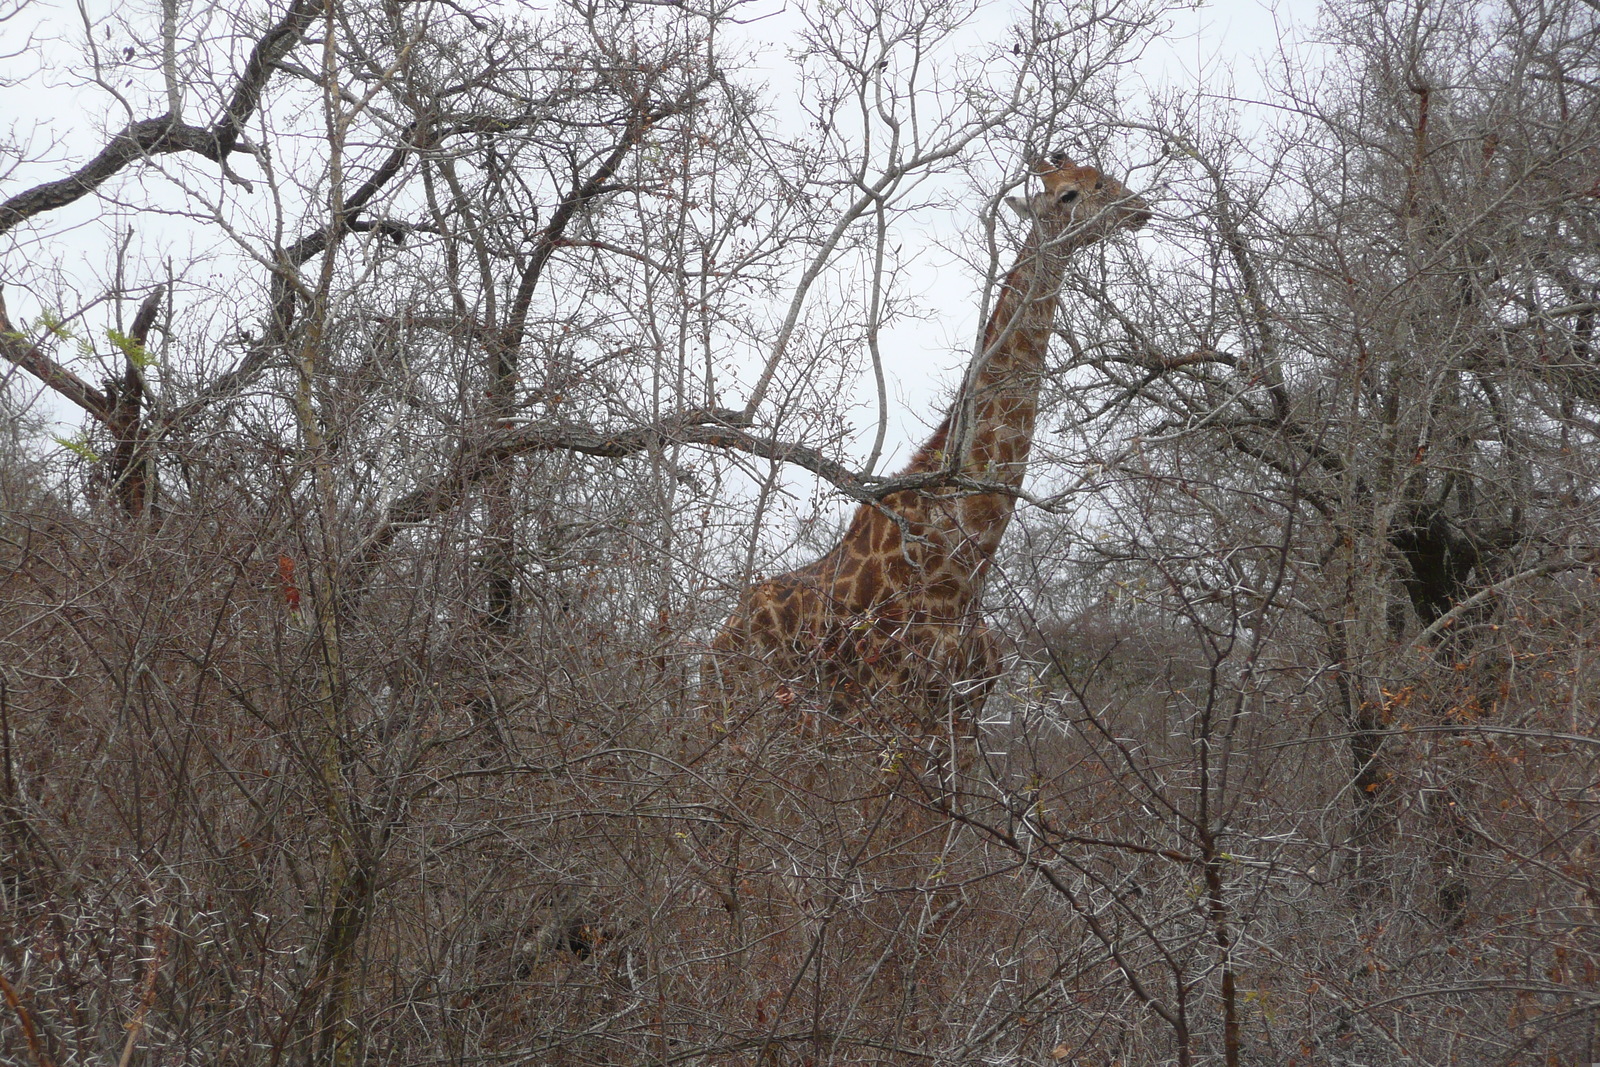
52,434,101,462
38,310,75,342
106,328,154,368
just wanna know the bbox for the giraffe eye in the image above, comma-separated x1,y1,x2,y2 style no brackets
1059,189,1080,203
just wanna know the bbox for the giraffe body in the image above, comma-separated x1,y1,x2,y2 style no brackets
707,155,1150,738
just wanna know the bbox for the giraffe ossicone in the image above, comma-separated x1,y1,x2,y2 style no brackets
704,153,1151,745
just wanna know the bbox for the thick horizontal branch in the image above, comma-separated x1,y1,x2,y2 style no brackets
536,417,1036,503
349,409,1035,577
348,408,747,573
0,117,228,236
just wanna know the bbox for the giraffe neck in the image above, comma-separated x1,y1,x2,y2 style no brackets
819,231,1081,607
954,233,1071,477
907,232,1072,477
886,229,1073,564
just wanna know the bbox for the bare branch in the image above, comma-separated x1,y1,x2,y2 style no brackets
1412,558,1594,651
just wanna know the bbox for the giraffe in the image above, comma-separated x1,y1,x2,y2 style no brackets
704,153,1151,750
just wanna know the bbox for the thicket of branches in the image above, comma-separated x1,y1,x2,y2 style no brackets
1,0,1596,1064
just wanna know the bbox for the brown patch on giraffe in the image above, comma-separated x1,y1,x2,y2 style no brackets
965,495,1006,531
874,520,900,554
854,561,883,606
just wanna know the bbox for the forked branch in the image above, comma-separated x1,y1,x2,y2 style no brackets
0,0,329,235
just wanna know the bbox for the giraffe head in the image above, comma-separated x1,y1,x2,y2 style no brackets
1005,152,1151,242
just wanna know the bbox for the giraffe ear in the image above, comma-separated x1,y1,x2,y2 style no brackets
1004,196,1032,217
